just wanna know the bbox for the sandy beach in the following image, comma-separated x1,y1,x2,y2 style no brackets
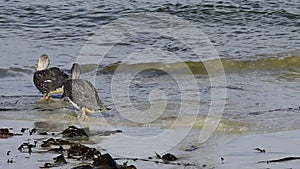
1,118,300,169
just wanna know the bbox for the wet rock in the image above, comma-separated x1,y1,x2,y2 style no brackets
29,128,37,135
72,159,137,169
68,144,101,160
20,128,28,133
61,126,122,139
92,153,119,169
0,128,14,138
119,162,137,169
155,152,177,162
62,126,89,138
40,154,67,168
162,153,177,161
53,154,67,164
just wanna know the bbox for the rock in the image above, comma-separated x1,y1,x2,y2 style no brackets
155,152,177,161
0,128,14,138
54,154,67,164
62,126,89,138
92,153,119,169
162,153,177,161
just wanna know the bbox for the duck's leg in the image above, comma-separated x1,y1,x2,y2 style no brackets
45,94,49,102
81,107,90,120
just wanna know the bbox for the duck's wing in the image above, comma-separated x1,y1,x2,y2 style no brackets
47,68,69,92
33,67,69,94
85,80,107,111
66,79,106,111
61,79,72,99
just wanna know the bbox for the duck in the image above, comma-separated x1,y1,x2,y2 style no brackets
33,54,69,101
62,63,110,120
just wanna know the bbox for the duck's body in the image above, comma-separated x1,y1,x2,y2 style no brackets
62,63,108,120
33,54,68,101
33,67,68,94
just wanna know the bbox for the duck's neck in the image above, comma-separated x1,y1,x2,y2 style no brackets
37,60,49,71
72,71,80,79
71,64,81,79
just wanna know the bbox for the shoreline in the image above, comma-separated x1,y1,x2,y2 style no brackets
1,119,300,168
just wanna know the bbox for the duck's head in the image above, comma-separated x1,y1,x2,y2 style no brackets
37,54,50,71
71,63,81,79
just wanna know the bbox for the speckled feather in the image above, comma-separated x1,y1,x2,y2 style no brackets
62,79,106,112
33,67,68,94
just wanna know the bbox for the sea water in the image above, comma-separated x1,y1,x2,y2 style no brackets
0,0,300,168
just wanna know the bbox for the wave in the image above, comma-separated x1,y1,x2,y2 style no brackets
2,54,300,78
0,67,34,78
99,54,300,75
0,67,69,79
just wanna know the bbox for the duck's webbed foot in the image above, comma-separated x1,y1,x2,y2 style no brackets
80,107,90,121
45,94,49,102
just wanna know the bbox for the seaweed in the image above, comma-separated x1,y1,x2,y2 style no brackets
38,126,135,168
0,128,22,138
67,144,101,160
41,138,75,148
114,152,196,167
18,142,35,155
3,125,204,168
254,147,266,153
40,154,67,168
259,156,300,163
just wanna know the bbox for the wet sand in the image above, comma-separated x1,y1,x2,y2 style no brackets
218,130,300,169
1,119,299,169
